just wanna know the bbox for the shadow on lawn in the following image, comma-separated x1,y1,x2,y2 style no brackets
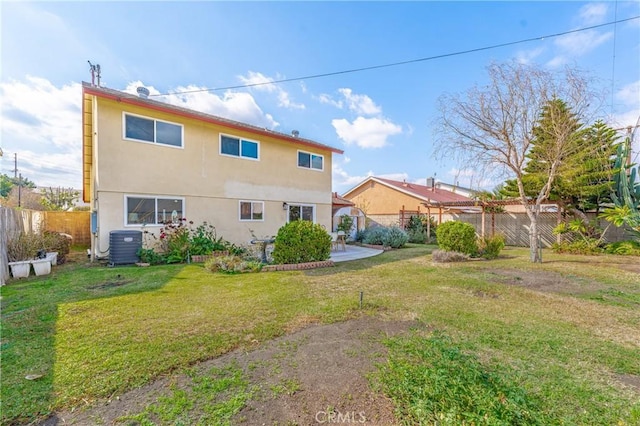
0,252,185,425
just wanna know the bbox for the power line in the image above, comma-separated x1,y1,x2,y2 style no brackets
151,15,640,97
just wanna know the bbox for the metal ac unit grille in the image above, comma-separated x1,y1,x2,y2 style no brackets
109,230,142,266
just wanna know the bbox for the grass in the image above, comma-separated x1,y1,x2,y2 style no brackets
375,331,550,425
117,363,252,426
1,245,639,424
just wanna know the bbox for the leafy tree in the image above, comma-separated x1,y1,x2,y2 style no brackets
0,173,36,198
436,61,599,262
40,187,80,211
4,186,43,210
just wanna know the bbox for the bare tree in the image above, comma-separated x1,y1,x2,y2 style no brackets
435,61,600,262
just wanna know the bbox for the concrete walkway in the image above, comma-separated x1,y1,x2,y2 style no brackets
329,244,384,263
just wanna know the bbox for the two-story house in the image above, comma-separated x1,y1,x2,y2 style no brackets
82,82,343,258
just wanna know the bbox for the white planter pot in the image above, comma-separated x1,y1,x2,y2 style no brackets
31,259,51,276
46,252,58,266
9,261,31,279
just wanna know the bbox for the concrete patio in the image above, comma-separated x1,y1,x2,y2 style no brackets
329,244,384,263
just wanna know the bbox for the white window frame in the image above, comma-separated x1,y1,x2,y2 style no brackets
297,150,324,171
219,133,260,161
124,194,186,226
239,200,265,222
286,203,316,223
123,112,184,148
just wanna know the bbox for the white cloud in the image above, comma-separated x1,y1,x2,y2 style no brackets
124,81,280,129
615,80,640,106
555,30,612,57
332,116,402,149
515,46,546,65
579,3,608,25
0,77,82,188
338,88,381,116
318,93,343,109
238,71,305,110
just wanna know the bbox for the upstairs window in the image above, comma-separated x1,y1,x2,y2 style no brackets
220,134,259,160
298,151,323,171
124,113,183,148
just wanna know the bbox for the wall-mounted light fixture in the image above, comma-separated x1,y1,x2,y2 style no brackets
282,202,288,211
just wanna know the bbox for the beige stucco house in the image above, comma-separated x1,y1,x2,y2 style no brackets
82,82,342,259
342,176,472,227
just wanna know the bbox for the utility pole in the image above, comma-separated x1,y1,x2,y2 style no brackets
14,153,18,178
18,173,22,207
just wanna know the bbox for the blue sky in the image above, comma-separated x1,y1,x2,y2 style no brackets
1,1,639,193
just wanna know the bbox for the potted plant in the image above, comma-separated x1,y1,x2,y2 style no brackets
7,233,38,279
31,249,51,276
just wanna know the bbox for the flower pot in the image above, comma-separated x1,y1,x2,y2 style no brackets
9,261,31,279
46,252,58,266
31,259,51,276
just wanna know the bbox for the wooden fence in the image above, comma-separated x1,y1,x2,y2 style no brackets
367,211,633,247
0,208,91,284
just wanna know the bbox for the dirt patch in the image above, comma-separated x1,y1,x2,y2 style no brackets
86,274,134,290
616,374,640,393
482,268,602,295
43,318,419,425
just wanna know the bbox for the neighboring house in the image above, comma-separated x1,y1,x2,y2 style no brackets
430,179,477,198
82,82,343,258
341,177,471,227
331,192,365,239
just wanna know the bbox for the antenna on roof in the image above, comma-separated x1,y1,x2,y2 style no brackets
88,61,101,86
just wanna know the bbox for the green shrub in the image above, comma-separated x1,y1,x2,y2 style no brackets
42,231,71,264
271,220,331,264
604,240,640,256
383,226,409,248
189,221,226,255
362,227,389,245
204,255,262,274
431,249,469,263
7,232,41,262
436,221,478,256
136,248,167,265
158,219,234,264
405,215,426,244
551,239,603,255
478,234,505,259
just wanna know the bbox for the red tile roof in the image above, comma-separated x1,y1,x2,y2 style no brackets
346,177,471,203
332,192,355,207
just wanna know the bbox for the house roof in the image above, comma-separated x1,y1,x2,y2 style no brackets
332,192,355,207
343,176,471,203
81,82,343,155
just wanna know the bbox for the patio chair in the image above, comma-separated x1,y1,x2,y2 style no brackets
336,231,346,251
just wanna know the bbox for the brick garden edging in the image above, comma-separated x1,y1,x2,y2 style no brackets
261,260,334,272
190,252,230,263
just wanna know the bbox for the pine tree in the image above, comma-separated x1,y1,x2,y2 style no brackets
500,102,618,216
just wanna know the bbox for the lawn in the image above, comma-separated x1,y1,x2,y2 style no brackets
1,246,639,425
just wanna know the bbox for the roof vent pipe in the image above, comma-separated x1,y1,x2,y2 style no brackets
137,86,150,99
